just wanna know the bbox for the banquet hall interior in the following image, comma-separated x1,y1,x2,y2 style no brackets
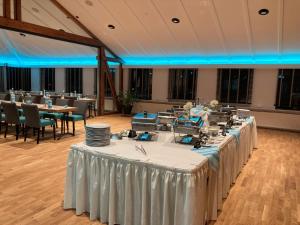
0,0,299,225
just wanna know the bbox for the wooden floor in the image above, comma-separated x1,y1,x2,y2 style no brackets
0,115,299,225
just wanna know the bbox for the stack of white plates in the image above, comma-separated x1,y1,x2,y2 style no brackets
85,124,111,147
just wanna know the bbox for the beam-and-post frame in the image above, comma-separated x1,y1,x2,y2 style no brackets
3,0,11,19
119,64,124,94
14,0,22,21
50,0,122,63
97,47,105,116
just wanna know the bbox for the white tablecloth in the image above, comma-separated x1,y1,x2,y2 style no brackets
64,139,209,225
64,117,257,224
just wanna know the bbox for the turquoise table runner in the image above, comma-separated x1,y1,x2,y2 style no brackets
192,146,219,171
228,128,241,144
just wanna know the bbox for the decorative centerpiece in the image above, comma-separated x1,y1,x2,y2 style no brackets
209,99,219,111
85,124,111,147
183,101,193,119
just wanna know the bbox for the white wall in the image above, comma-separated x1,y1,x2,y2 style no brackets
197,68,218,102
82,68,95,96
123,67,300,131
55,68,65,93
251,69,278,109
152,68,169,101
31,68,40,91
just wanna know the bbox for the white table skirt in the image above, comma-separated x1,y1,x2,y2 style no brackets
64,144,209,225
207,118,257,220
64,118,257,224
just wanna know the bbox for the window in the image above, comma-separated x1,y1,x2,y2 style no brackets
217,69,253,104
105,68,115,97
129,68,152,100
40,68,55,92
0,67,5,92
6,67,31,91
65,68,83,93
168,69,197,100
276,69,300,110
94,68,116,96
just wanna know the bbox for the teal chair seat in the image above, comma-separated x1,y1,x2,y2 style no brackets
39,111,48,117
44,112,64,119
19,116,26,124
40,119,55,127
67,114,83,121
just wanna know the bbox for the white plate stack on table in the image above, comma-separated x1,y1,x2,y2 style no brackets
85,124,110,147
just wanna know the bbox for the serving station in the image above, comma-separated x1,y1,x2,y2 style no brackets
64,103,257,225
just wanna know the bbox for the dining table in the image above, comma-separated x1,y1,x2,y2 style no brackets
0,100,77,139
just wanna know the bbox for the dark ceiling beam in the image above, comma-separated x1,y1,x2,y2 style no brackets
3,0,11,19
50,0,122,63
14,0,22,21
0,16,104,47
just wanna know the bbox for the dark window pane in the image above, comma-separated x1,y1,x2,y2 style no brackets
168,69,197,100
238,69,249,103
65,68,83,93
129,68,152,100
41,68,55,92
279,69,293,108
229,69,239,103
218,68,253,104
6,67,31,91
220,69,229,102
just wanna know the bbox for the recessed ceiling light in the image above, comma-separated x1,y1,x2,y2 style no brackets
171,18,180,23
85,0,93,6
108,24,115,29
19,33,26,37
258,8,269,15
32,7,39,13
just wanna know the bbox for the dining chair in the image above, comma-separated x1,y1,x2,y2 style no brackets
64,96,77,107
21,104,56,144
66,100,88,135
0,105,5,136
44,98,69,132
1,102,25,140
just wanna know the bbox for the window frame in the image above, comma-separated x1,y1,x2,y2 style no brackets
168,68,198,100
217,68,253,104
65,68,83,94
40,68,55,92
128,68,153,100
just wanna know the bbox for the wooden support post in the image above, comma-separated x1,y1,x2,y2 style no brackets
119,64,124,94
104,62,118,110
3,0,11,19
14,0,22,21
97,47,105,115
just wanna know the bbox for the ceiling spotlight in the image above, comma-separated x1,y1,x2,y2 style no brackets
108,24,115,29
19,33,26,37
171,18,180,23
258,8,269,15
85,0,93,6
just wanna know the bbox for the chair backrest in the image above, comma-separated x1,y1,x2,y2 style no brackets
1,102,20,124
0,93,10,100
15,95,23,102
73,100,89,117
56,98,69,106
21,104,40,128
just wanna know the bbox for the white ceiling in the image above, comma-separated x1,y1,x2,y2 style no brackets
1,0,300,67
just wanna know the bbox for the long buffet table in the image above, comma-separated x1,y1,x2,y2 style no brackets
64,117,257,225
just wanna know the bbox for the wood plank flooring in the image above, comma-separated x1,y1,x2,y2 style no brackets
0,114,299,225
